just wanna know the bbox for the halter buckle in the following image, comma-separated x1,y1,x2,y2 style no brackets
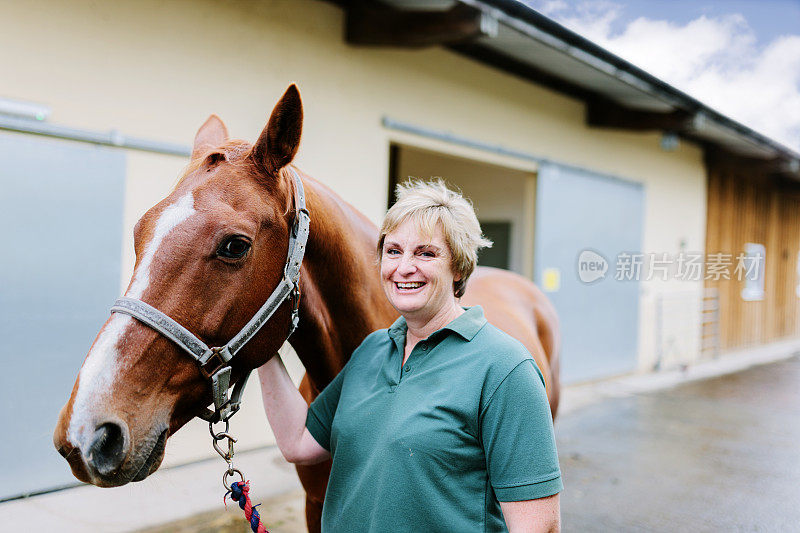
200,346,230,379
291,206,310,238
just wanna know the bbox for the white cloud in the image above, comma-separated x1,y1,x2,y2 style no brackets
525,1,800,151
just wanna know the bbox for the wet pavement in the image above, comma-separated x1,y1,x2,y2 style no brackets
558,354,800,532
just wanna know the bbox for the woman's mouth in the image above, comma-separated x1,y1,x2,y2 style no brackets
395,281,426,291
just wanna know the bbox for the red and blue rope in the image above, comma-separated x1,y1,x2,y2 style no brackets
226,480,269,533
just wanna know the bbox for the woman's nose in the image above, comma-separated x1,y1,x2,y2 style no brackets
397,254,417,274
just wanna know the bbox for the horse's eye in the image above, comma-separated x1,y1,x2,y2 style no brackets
217,236,251,259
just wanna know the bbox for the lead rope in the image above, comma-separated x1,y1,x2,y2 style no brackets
211,420,270,533
226,480,269,533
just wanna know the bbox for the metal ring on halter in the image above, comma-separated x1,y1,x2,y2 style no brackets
210,419,237,461
209,419,230,439
223,467,245,490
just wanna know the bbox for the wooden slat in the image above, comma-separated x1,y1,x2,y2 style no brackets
781,196,800,337
765,188,781,339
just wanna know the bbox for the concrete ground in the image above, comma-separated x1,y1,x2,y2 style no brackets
558,353,800,532
4,340,799,532
138,489,307,533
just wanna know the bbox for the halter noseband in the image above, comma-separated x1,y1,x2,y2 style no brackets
110,168,310,423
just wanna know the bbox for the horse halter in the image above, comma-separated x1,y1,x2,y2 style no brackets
110,168,310,423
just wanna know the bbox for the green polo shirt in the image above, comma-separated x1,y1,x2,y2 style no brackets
306,306,562,532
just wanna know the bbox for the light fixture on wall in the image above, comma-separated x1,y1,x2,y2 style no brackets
660,131,679,152
0,97,50,121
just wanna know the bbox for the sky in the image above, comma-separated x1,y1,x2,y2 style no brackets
520,0,800,152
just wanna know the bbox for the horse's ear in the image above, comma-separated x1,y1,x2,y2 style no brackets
192,115,229,160
253,84,303,175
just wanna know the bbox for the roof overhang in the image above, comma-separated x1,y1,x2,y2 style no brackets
327,0,800,179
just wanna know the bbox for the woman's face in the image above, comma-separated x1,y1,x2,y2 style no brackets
380,219,461,322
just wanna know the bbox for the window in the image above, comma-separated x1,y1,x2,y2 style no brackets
477,221,511,270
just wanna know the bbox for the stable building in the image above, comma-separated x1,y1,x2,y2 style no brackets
1,0,798,502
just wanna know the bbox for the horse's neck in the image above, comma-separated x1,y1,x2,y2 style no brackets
290,175,397,391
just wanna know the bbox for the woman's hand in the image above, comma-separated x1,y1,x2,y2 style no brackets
500,493,561,533
257,356,330,465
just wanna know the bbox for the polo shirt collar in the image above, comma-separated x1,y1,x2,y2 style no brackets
387,305,486,343
443,305,486,340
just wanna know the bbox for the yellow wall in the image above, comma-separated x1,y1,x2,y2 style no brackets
1,0,707,460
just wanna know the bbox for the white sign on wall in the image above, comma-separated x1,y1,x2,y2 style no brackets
740,242,766,301
796,250,800,298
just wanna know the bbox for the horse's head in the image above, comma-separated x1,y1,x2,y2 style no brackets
53,85,304,487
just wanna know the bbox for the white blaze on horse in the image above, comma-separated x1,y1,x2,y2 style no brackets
53,85,560,532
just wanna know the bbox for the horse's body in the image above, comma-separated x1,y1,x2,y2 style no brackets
53,86,559,532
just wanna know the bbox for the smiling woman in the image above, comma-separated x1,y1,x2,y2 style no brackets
380,219,458,324
258,180,563,532
377,179,492,357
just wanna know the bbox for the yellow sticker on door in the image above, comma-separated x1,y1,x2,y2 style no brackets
542,268,561,292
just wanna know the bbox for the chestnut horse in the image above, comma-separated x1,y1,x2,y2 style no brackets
53,85,560,532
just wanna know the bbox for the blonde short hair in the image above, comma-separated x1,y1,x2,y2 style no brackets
378,179,492,298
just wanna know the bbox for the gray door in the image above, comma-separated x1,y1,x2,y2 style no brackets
0,133,125,500
534,162,644,383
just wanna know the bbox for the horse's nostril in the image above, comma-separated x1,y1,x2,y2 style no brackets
88,422,127,476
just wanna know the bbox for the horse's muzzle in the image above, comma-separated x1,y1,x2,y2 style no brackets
54,417,167,487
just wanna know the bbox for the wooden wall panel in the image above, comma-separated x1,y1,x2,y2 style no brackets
778,195,800,338
764,189,782,340
704,152,800,350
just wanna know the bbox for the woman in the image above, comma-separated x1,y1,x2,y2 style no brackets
258,180,562,532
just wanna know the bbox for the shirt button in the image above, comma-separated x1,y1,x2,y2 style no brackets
389,386,396,393
404,366,412,373
421,344,428,351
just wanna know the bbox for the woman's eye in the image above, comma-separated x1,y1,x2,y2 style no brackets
419,251,435,258
218,237,251,259
385,248,401,256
